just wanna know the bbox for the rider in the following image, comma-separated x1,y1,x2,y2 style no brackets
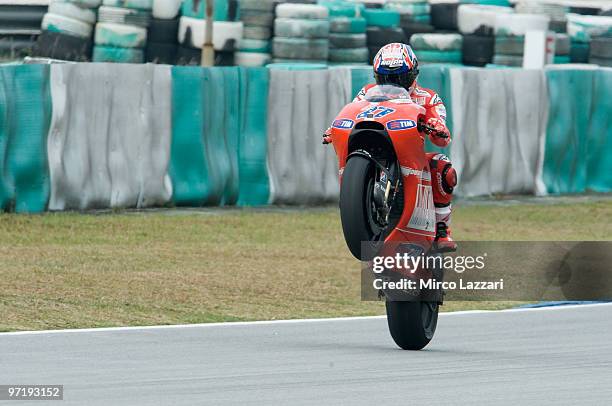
330,43,458,251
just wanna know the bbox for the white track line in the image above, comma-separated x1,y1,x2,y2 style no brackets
1,302,610,337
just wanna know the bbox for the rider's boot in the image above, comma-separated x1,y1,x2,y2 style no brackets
434,205,457,252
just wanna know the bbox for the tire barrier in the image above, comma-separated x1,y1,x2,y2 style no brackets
514,1,566,34
430,2,459,31
387,0,431,27
152,0,181,20
410,33,463,64
181,0,238,22
543,66,612,194
170,66,270,207
590,37,612,67
272,4,329,65
237,68,270,206
327,4,368,66
34,30,93,62
588,68,612,192
237,0,274,67
93,4,151,64
0,63,611,212
146,17,179,64
0,65,51,213
449,68,549,197
47,63,173,210
462,34,494,67
266,67,351,204
170,67,238,206
457,5,513,36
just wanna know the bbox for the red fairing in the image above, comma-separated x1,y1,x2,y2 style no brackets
331,93,436,243
354,83,451,148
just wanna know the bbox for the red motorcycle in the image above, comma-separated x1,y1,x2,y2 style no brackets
326,85,445,350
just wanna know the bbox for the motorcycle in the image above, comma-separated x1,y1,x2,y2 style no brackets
325,84,446,350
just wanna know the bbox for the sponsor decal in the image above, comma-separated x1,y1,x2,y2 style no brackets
412,96,426,105
387,119,417,131
431,94,442,105
332,119,355,129
379,43,406,68
356,106,396,119
355,88,367,101
407,184,436,233
400,166,432,181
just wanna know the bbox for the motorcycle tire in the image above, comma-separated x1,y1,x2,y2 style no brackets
386,300,439,350
340,155,386,261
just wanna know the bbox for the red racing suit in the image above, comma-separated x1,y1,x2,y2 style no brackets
355,83,457,224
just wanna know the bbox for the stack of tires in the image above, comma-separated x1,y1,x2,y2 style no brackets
567,13,612,66
492,35,524,67
458,4,512,66
36,0,99,62
145,0,181,64
236,0,274,67
0,2,46,62
272,3,329,64
324,1,368,65
430,1,458,32
386,0,431,26
364,7,406,63
410,33,462,64
515,1,568,33
589,36,612,67
177,0,243,66
93,0,152,63
553,33,570,64
492,13,549,67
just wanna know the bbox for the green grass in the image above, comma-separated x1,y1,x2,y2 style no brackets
0,199,610,332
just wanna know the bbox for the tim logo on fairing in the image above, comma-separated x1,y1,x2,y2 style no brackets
332,119,355,129
386,119,417,131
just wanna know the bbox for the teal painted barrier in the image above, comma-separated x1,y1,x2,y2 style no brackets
207,68,240,206
170,67,238,206
0,65,51,213
543,68,594,194
170,66,270,207
587,69,612,193
170,67,211,206
418,65,453,155
238,68,270,206
349,66,372,99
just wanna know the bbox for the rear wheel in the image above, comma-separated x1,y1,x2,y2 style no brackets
339,155,386,260
386,300,439,350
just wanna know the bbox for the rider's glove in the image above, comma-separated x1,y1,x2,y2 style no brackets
426,118,449,139
322,127,332,145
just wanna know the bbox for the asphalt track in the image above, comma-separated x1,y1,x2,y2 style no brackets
1,304,611,405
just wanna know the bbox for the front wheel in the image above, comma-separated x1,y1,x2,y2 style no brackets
339,155,387,260
385,301,439,350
